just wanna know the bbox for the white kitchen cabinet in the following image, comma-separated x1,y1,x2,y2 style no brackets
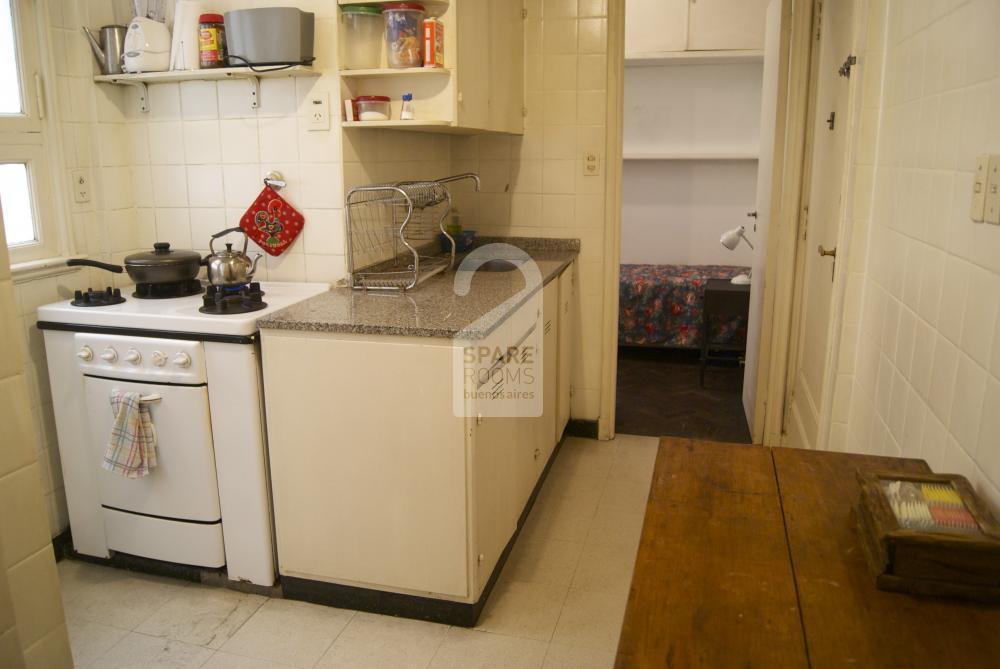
687,0,769,51
261,263,574,608
625,0,688,55
625,0,768,57
339,0,524,134
556,268,573,440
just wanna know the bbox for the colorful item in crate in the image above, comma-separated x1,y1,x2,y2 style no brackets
384,2,425,67
880,479,980,534
239,185,305,257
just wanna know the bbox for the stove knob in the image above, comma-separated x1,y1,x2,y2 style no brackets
77,346,93,361
124,349,141,365
151,351,167,367
100,347,118,363
172,352,192,368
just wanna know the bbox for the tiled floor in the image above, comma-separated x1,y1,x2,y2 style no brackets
59,435,658,669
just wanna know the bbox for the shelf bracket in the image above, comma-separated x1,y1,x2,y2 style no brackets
107,79,149,113
227,72,261,110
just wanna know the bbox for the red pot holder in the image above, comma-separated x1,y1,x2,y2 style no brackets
239,185,305,257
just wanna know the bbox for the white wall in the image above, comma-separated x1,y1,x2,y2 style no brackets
620,159,756,265
835,0,1000,514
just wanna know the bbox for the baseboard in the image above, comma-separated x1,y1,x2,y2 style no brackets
51,529,73,562
565,418,599,439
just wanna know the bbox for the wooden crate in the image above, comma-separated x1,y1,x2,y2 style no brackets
855,470,1000,602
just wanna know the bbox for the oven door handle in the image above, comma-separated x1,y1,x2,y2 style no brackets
140,394,162,403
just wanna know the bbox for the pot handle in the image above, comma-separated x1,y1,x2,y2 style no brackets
66,258,124,273
210,227,249,255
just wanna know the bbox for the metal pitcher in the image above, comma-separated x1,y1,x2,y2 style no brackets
83,25,127,75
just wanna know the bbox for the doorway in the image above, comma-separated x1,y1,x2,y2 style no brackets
611,0,781,442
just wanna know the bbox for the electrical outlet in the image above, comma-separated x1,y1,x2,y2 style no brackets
307,93,330,131
971,154,989,222
582,150,600,176
986,155,1000,224
71,169,91,204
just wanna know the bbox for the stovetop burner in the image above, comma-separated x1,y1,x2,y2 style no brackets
133,279,204,299
199,282,268,315
71,287,126,307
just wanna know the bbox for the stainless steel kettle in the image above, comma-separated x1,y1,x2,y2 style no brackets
205,228,263,287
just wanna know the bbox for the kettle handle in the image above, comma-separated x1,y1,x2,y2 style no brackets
210,227,249,255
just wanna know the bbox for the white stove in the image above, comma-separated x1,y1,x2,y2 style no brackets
38,281,328,586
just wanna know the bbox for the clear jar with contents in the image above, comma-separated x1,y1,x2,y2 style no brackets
355,96,391,121
198,13,227,69
383,2,425,68
340,5,383,70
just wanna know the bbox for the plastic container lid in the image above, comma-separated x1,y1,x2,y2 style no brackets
382,3,426,11
355,96,391,102
199,13,224,23
341,5,383,14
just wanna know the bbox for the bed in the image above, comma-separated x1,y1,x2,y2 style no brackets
619,264,751,349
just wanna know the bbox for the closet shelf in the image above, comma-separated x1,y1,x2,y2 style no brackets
625,50,764,67
623,150,760,161
342,119,454,132
339,68,451,78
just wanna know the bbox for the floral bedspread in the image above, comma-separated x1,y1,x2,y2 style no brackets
619,264,751,348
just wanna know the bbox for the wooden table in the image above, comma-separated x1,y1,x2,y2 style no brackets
616,439,1000,668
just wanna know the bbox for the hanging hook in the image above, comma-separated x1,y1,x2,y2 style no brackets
264,170,286,191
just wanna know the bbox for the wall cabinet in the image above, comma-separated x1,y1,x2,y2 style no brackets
338,0,524,134
625,0,769,56
261,263,574,610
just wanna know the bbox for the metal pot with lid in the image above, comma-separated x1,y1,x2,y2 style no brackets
67,242,205,284
205,227,263,287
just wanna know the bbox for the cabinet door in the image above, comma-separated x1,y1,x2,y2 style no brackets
488,0,524,133
540,279,559,464
687,0,770,51
556,268,573,440
473,411,516,596
625,0,688,55
456,1,491,130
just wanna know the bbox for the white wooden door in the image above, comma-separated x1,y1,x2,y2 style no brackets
742,0,782,439
556,270,573,439
785,0,859,449
687,0,770,51
625,0,688,55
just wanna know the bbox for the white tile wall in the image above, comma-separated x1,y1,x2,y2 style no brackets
837,0,1000,514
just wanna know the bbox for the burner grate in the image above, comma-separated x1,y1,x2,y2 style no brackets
71,287,125,307
199,283,268,315
133,279,204,300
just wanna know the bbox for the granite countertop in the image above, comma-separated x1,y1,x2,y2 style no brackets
257,237,579,339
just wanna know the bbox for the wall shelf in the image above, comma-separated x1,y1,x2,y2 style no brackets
338,0,450,16
342,119,453,131
93,65,319,113
340,68,451,79
625,50,764,67
623,150,760,161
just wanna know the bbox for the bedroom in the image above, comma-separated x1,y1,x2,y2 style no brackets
615,0,773,441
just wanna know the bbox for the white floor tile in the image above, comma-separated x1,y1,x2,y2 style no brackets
542,642,615,668
501,538,584,588
203,650,299,668
586,507,645,551
428,628,548,669
88,632,214,669
475,579,569,641
66,618,129,668
569,542,638,597
63,569,191,631
220,598,354,669
135,584,267,648
551,589,628,652
316,611,448,669
596,479,651,516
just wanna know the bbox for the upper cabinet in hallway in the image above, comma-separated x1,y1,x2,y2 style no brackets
625,0,771,57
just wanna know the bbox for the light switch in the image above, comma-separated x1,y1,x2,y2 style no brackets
307,92,330,131
582,151,600,176
986,155,1000,225
71,169,91,204
972,155,989,222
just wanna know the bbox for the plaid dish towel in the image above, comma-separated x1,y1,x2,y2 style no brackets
103,392,158,478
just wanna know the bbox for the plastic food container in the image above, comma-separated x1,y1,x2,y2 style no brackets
383,2,425,68
355,96,391,121
340,5,383,70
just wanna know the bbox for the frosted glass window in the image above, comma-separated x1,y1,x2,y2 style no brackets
0,0,22,114
0,163,37,245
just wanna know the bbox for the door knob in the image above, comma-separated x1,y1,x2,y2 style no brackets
818,245,837,258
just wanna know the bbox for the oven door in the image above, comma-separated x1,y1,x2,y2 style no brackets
84,376,222,523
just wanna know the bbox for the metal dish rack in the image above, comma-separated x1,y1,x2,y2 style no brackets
346,173,480,291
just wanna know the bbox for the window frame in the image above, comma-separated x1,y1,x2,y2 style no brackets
1,0,61,265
